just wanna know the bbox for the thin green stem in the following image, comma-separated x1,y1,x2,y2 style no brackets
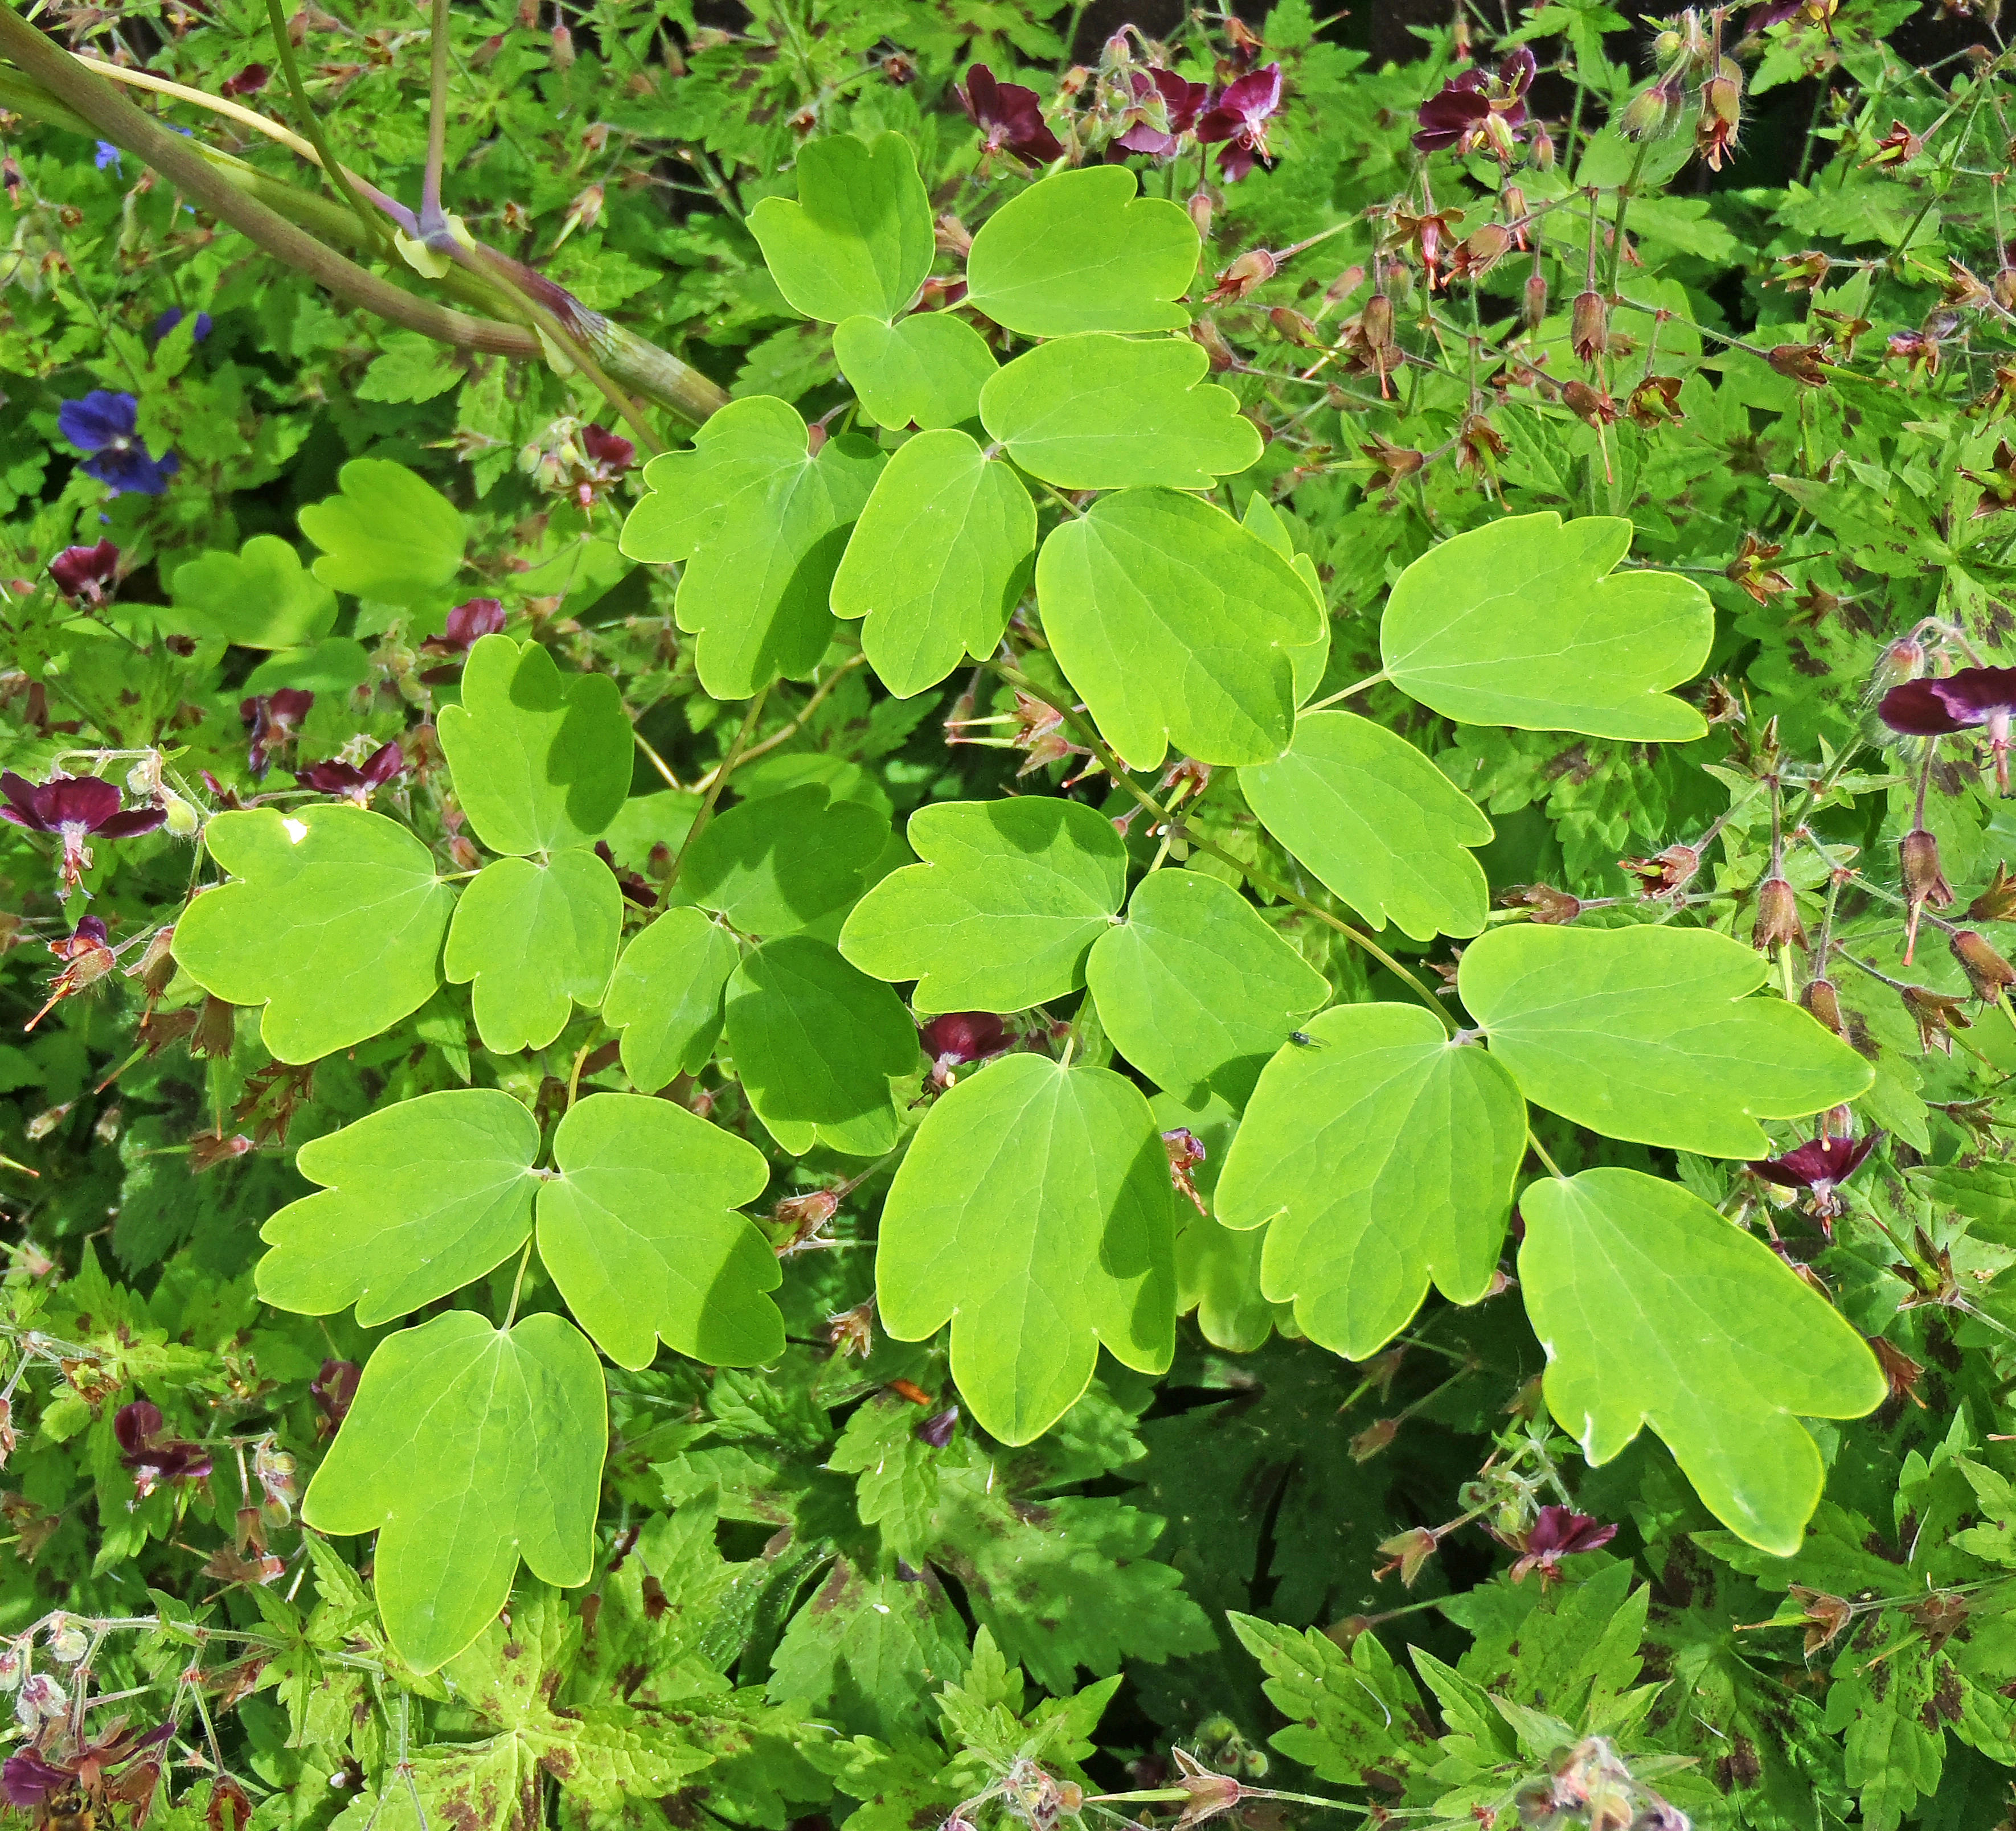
1305,670,1388,712
1604,137,1651,298
665,688,771,894
421,0,452,233
502,1238,534,1331
1526,1130,1566,1179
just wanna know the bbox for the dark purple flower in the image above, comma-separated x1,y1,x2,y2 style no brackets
240,688,314,780
956,64,1066,165
1751,1132,1880,1225
114,1398,213,1499
1195,62,1283,180
2,1754,76,1809
1115,67,1210,157
921,1011,1007,1064
296,741,404,802
1509,1505,1616,1585
581,424,634,469
48,538,120,604
311,1357,360,1432
1412,48,1534,155
596,840,655,907
221,63,271,96
1,771,165,895
58,391,179,496
914,1406,960,1448
147,306,212,346
421,597,507,656
1880,666,2016,794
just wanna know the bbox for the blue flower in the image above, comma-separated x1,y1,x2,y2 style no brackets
148,306,212,345
57,391,180,497
94,142,121,173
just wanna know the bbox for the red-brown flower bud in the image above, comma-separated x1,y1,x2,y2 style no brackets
1570,289,1609,363
1952,927,2016,1004
1900,827,1954,963
1521,270,1548,331
1619,843,1701,902
1752,874,1808,954
1502,883,1581,924
1801,976,1845,1038
1901,983,1972,1054
1968,860,2016,923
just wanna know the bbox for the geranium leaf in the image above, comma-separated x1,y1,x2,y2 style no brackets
165,535,337,649
1239,709,1494,941
964,167,1198,338
1380,512,1714,740
1215,1005,1526,1358
436,635,632,856
839,797,1128,1013
302,1309,605,1673
297,457,465,607
602,907,740,1091
833,313,998,431
829,430,1036,699
1520,1167,1887,1553
1458,925,1875,1156
724,936,919,1156
747,133,933,325
536,1091,780,1369
876,1053,1177,1444
977,334,1261,490
1035,489,1327,770
172,803,455,1064
444,848,623,1053
681,782,891,938
618,398,884,700
1085,869,1328,1105
257,1088,539,1321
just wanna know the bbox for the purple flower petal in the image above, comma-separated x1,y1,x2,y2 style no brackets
1879,666,2016,736
49,539,120,601
114,1399,163,1455
1751,1133,1880,1193
59,389,138,454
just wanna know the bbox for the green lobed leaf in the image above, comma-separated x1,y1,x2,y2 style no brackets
833,313,998,432
963,167,1199,338
172,803,456,1064
1519,1167,1887,1553
976,334,1261,490
747,133,933,324
302,1308,606,1673
602,906,741,1091
876,1053,1177,1444
1215,1004,1527,1358
1085,869,1329,1105
618,397,884,700
1458,924,1875,1156
436,634,633,856
1035,488,1328,770
829,429,1036,699
1239,709,1495,941
682,783,892,939
165,535,337,649
767,1557,970,1740
443,848,623,1053
839,797,1128,1013
297,457,465,607
1227,1613,1436,1788
1380,512,1715,740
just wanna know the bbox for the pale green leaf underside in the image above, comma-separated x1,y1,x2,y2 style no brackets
876,1053,1177,1444
1380,512,1714,740
747,132,933,325
167,534,337,649
602,906,740,1091
829,429,1035,699
839,797,1128,1013
1459,924,1875,1156
1520,1168,1886,1554
172,803,454,1064
1085,868,1328,1105
303,1309,605,1672
1239,709,1494,941
977,334,1261,490
833,313,998,432
681,782,891,939
1035,488,1329,771
298,457,465,607
444,848,622,1053
1216,1004,1526,1359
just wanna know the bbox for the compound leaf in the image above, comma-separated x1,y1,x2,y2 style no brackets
876,1053,1177,1444
536,1091,779,1370
829,430,1035,699
619,397,883,700
436,635,633,856
173,803,454,1064
444,850,621,1053
1519,1168,1887,1553
297,458,464,607
964,167,1198,338
1215,1005,1526,1358
1036,490,1327,771
1459,925,1875,1156
834,313,998,432
977,335,1260,490
839,798,1128,1013
1239,710,1494,941
166,535,337,649
1380,512,1714,740
682,783,891,939
302,1309,605,1673
602,908,740,1091
748,133,933,325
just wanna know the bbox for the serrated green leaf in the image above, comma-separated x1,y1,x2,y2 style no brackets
173,803,455,1064
829,430,1035,699
1085,869,1327,1104
444,848,622,1053
1216,1004,1526,1358
682,783,891,938
303,1309,605,1672
839,797,1127,1013
619,397,883,699
436,634,633,856
876,1053,1176,1444
1460,925,1874,1155
833,313,999,432
1380,512,1714,740
767,1556,969,1739
165,535,337,649
1226,1614,1434,1787
1521,1167,1886,1554
537,1091,779,1369
297,458,465,607
1035,489,1327,770
1239,709,1494,941
977,334,1260,490
964,167,1198,338
725,936,919,1156
747,133,933,324
603,907,740,1091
